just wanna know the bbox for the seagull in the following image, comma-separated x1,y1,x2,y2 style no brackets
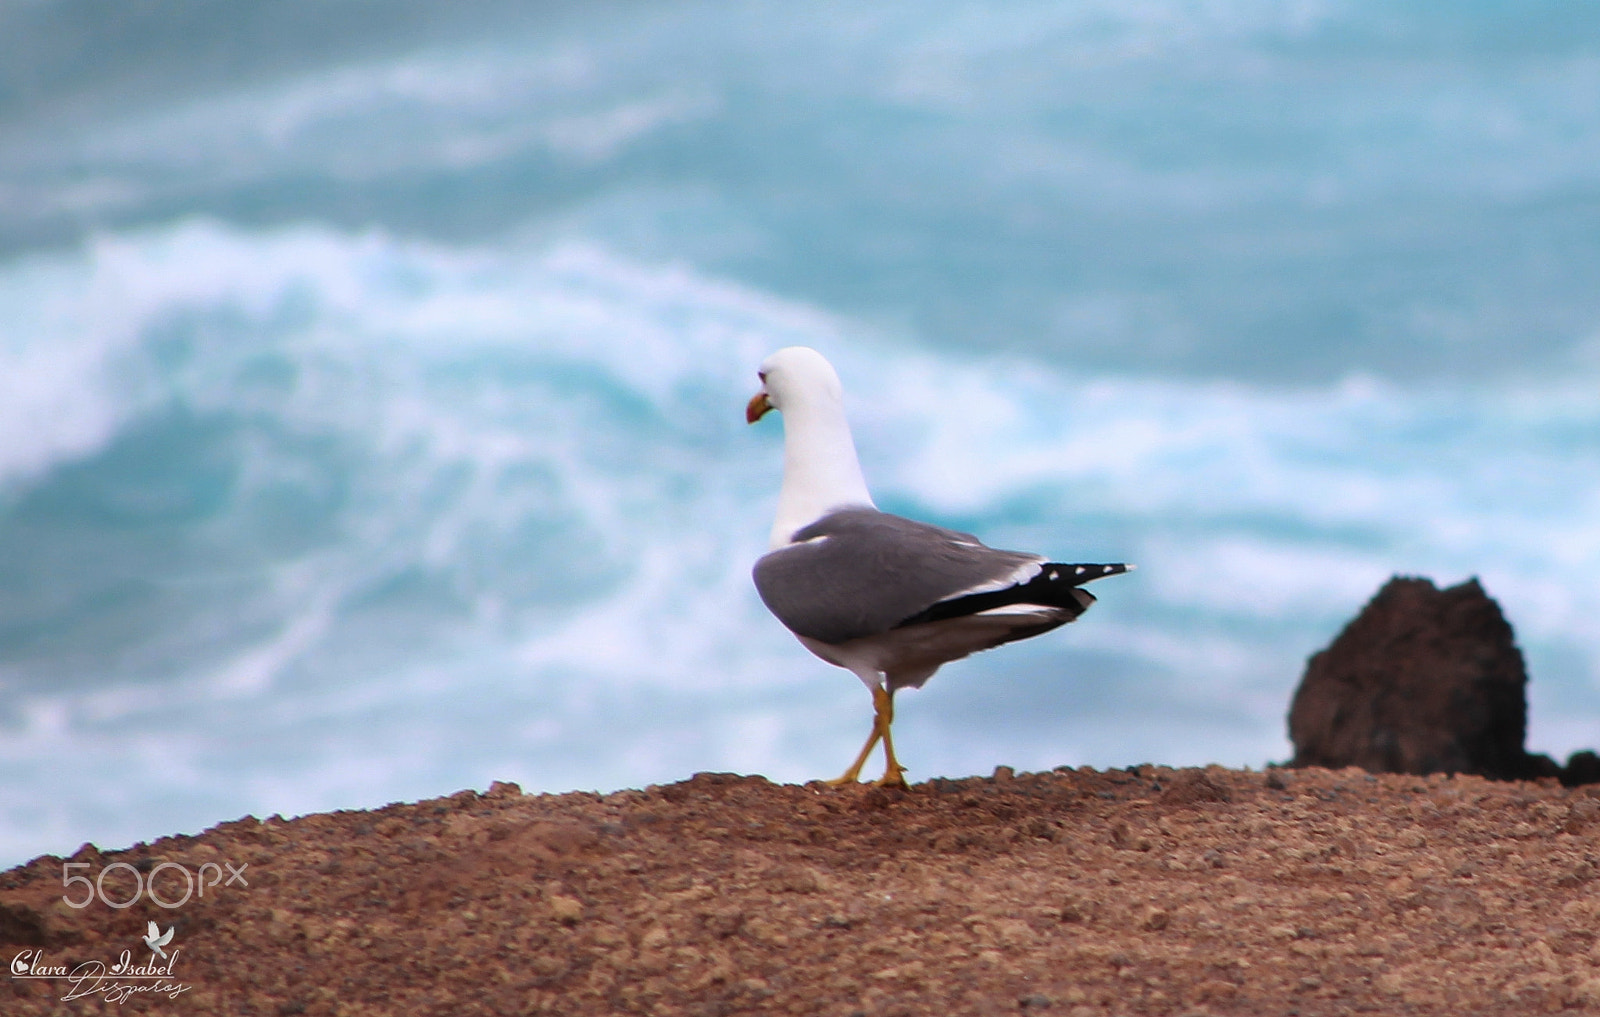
747,346,1133,788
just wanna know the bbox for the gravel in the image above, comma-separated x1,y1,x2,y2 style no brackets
4,765,1600,1015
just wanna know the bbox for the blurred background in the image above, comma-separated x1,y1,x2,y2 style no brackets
2,1,1598,866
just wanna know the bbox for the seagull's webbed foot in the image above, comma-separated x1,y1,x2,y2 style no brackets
873,764,908,789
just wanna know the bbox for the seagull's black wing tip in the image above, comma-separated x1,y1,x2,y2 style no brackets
892,560,1132,629
1043,562,1135,585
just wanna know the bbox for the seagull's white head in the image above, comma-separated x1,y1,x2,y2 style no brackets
746,345,845,424
747,346,875,546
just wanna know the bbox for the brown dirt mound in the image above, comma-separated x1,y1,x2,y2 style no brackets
5,766,1600,1015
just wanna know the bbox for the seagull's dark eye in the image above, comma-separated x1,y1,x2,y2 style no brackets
758,370,767,382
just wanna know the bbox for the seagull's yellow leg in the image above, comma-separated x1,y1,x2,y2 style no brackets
826,685,908,787
828,682,906,785
826,708,882,785
873,686,908,788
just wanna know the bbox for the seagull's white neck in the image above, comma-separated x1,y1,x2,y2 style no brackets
770,387,875,548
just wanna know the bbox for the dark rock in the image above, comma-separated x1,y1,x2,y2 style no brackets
1526,753,1563,781
1563,750,1600,787
1287,576,1550,780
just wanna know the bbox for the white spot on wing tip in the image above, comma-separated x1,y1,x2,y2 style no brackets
1074,566,1086,575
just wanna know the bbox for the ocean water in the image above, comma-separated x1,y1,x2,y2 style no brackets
2,2,1598,866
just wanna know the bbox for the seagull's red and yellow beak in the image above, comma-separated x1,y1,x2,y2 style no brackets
746,390,773,424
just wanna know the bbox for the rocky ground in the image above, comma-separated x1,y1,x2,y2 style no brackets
4,765,1600,1015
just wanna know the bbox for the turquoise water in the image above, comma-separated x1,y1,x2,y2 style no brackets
1,2,1598,866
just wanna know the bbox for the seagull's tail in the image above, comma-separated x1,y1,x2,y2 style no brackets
894,561,1134,628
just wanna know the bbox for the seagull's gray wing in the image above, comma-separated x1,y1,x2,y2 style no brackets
752,508,1044,645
